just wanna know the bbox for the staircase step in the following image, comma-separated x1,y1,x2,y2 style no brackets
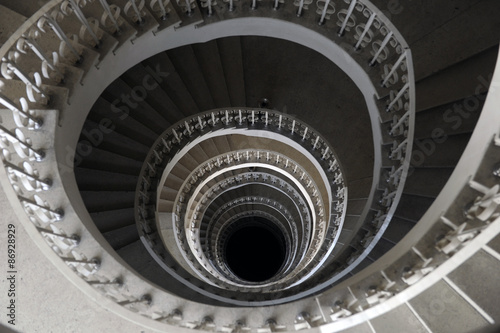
448,249,500,322
80,191,136,212
0,0,50,17
348,177,373,199
103,224,140,250
167,44,216,111
346,198,368,216
91,207,135,232
108,0,160,37
404,167,454,197
121,63,184,123
169,0,204,28
382,216,417,244
142,52,200,116
74,167,138,191
411,1,500,80
76,146,144,175
192,40,232,108
367,237,395,261
102,78,171,133
217,37,246,106
415,96,484,139
394,193,435,222
81,119,150,160
0,4,26,45
411,133,471,168
416,46,498,111
89,97,158,146
409,280,490,332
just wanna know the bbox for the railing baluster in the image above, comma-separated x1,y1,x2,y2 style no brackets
2,61,48,98
0,95,43,129
0,125,45,160
5,161,52,191
41,14,82,62
19,196,64,221
185,0,193,15
251,0,257,10
381,51,406,86
386,82,409,112
99,0,121,31
68,0,101,45
338,0,356,36
22,37,63,77
354,12,376,49
297,0,305,17
228,0,234,11
319,0,331,25
369,31,393,66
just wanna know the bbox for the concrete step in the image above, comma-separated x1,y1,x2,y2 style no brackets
167,44,216,111
414,95,484,139
74,167,138,191
108,0,160,37
404,167,454,198
382,216,417,244
0,4,26,46
410,0,500,80
347,177,373,200
91,207,135,232
102,78,171,134
416,45,498,111
411,133,471,168
80,191,136,213
192,40,232,108
409,279,490,333
0,0,50,18
394,193,435,222
80,119,150,161
89,97,158,146
217,36,246,106
142,52,200,116
121,63,184,123
76,146,144,175
102,224,140,250
447,249,500,323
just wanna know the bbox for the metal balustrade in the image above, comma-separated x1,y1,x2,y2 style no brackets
3,0,499,332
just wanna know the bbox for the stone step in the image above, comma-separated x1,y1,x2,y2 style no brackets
217,36,246,106
103,224,140,250
91,207,136,232
414,95,484,139
102,77,171,134
142,51,200,116
416,46,498,112
74,167,138,191
404,167,454,198
89,97,158,146
167,44,216,111
80,190,136,213
76,146,144,175
411,1,500,80
0,4,27,46
192,39,232,108
80,119,150,161
120,63,184,123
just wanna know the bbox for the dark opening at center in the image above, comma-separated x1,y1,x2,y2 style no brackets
224,220,286,282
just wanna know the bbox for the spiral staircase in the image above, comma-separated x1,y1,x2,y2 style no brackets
0,0,500,332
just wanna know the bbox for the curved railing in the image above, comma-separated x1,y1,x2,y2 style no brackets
135,109,347,300
9,0,494,331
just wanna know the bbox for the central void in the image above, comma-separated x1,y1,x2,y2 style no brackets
224,217,286,282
